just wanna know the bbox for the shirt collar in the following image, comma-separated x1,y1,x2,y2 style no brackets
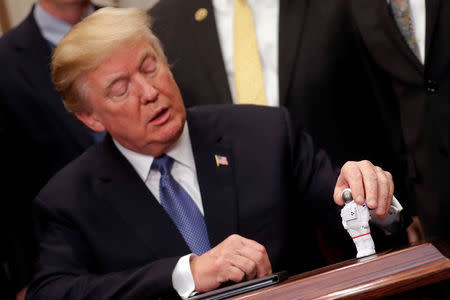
113,122,196,182
34,1,95,46
212,0,276,12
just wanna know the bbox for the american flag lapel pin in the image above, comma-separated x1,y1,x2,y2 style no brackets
214,154,229,167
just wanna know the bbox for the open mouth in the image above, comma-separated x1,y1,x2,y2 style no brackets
150,107,169,124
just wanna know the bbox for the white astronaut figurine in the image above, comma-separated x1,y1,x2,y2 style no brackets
340,188,404,258
341,188,376,258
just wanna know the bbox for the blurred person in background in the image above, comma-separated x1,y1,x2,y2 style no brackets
0,1,102,299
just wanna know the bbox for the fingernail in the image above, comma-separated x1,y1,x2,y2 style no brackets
368,199,376,207
357,195,363,203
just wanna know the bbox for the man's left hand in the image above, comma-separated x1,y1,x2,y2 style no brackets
334,160,394,220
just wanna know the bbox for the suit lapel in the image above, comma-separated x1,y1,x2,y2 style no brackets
187,111,238,248
15,10,93,149
189,0,233,104
350,0,423,82
96,137,190,257
278,0,308,106
381,0,424,70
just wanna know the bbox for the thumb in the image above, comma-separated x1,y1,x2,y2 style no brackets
333,174,347,206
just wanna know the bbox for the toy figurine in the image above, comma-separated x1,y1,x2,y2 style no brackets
340,188,403,258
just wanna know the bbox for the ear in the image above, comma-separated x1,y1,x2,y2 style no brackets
75,111,106,132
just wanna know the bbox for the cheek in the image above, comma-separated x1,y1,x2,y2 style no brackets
159,70,179,93
165,77,184,107
102,102,138,126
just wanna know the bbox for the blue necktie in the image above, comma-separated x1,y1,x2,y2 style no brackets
152,155,211,255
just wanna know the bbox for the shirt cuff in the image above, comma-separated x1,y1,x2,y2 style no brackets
172,254,196,298
369,210,401,235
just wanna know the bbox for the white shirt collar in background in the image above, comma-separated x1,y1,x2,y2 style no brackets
212,0,279,106
34,1,95,47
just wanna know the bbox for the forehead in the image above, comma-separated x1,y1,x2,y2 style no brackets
106,39,157,67
88,39,158,79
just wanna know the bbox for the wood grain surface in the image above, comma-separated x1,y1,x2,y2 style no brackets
231,243,450,299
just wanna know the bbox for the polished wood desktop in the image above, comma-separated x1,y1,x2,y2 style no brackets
231,242,449,299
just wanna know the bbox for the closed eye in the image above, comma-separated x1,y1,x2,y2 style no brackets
108,78,129,99
140,56,158,75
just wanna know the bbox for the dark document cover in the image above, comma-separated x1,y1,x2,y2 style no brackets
189,271,288,300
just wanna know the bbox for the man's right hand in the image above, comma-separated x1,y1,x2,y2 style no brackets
190,234,272,292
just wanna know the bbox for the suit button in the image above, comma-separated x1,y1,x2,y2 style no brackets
426,80,438,94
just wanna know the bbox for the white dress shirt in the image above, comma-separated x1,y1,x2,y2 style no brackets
387,0,426,64
212,0,279,106
113,123,201,298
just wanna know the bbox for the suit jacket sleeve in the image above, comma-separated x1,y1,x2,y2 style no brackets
285,109,408,256
286,111,352,245
26,195,180,300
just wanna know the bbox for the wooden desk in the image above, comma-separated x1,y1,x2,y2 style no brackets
231,243,449,299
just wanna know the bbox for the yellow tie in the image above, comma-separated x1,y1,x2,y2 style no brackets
233,0,267,105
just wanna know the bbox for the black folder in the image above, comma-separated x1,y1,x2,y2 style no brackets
189,271,288,300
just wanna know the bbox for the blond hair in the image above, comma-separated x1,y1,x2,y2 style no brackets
51,7,167,113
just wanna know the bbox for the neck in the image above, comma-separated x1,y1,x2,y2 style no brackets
39,0,91,25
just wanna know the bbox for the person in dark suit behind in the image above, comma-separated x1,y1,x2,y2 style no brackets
347,0,450,245
0,0,100,298
26,7,402,299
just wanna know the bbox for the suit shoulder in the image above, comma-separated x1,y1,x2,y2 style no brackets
0,26,20,55
150,0,193,37
0,12,34,53
186,105,298,139
37,143,101,200
188,104,290,121
150,0,187,15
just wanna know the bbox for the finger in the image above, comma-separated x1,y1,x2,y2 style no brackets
238,246,271,277
236,239,272,277
375,167,389,218
338,161,365,205
228,253,257,280
227,265,246,283
224,235,272,277
333,178,345,206
358,160,378,207
334,163,355,205
387,171,394,209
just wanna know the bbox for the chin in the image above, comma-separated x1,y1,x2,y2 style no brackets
165,120,184,143
152,120,184,152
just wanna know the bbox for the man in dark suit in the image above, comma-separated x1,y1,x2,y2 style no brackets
348,0,450,244
26,7,399,299
0,0,98,298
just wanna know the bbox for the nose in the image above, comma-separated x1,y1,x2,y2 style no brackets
136,74,159,104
